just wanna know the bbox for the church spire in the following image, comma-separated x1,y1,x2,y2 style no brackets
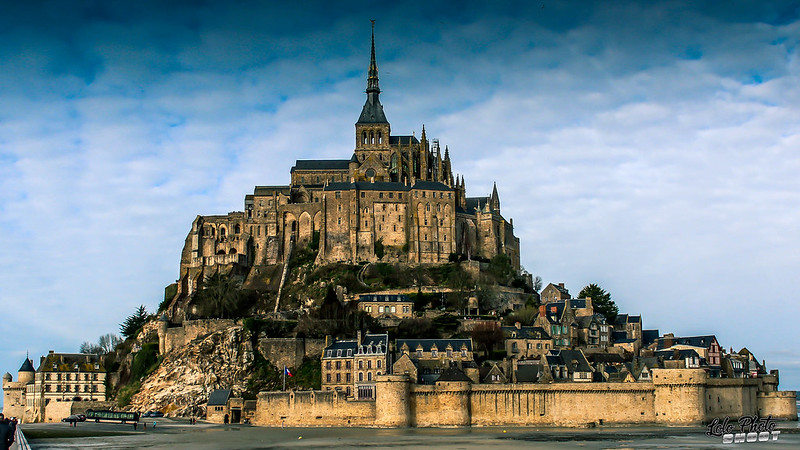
367,20,380,95
357,20,388,124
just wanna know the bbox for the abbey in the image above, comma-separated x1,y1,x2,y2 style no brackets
172,28,520,312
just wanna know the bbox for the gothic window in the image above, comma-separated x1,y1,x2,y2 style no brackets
378,131,382,144
426,204,431,212
220,227,226,238
370,131,374,144
362,132,367,144
234,224,240,234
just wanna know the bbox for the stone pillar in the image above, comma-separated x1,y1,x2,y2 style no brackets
375,374,411,427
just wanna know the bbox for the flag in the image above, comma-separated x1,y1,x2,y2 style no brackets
285,367,293,377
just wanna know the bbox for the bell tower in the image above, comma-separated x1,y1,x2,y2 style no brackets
355,21,391,163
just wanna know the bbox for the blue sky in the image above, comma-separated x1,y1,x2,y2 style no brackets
2,0,799,402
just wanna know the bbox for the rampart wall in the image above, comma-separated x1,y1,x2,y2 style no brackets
254,391,376,426
254,369,797,428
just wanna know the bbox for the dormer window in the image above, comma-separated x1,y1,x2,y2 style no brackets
337,350,342,357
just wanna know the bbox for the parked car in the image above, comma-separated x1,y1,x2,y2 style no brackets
61,415,81,423
142,411,164,418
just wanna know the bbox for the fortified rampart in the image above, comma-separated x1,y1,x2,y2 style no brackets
253,369,796,427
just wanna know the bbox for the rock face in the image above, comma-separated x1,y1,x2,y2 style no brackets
128,325,253,416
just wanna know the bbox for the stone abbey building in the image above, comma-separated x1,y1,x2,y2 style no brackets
171,28,520,315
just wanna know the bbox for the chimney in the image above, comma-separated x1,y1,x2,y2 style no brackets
357,330,363,345
558,283,565,288
325,335,333,348
515,322,521,329
538,305,546,316
585,297,593,312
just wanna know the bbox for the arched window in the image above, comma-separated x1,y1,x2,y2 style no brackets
378,131,382,144
291,221,296,231
234,224,240,234
359,372,363,381
367,372,372,381
220,227,226,238
370,131,374,145
210,227,215,237
229,248,237,254
362,132,367,144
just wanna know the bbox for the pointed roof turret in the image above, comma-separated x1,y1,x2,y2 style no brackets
19,358,34,372
490,182,500,211
357,21,388,124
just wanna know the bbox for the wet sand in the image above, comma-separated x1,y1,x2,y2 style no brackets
23,418,800,449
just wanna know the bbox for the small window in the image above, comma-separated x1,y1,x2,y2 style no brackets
361,192,365,198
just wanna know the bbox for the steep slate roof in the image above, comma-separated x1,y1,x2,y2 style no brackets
323,181,409,192
323,334,389,358
436,366,472,382
291,160,352,172
411,180,452,191
567,299,587,309
19,358,35,372
612,331,628,341
586,353,626,364
516,364,546,382
207,389,232,406
359,294,411,303
464,197,490,213
502,326,550,340
38,353,104,372
547,350,593,373
389,135,419,145
657,335,718,350
397,339,473,353
615,314,641,325
641,330,660,347
655,348,702,360
575,314,606,328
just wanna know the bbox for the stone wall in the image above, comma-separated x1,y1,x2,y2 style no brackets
162,319,237,354
258,338,326,370
43,400,115,423
254,369,797,428
253,390,376,426
757,391,797,420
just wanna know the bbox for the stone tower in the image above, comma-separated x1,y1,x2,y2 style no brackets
354,20,391,166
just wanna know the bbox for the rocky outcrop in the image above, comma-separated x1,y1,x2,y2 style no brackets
128,325,253,416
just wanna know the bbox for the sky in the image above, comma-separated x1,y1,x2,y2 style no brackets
1,0,799,404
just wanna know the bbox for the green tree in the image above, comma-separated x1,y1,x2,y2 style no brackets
120,305,149,339
578,283,618,323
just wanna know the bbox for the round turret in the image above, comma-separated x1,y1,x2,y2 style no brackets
2,372,12,383
18,358,35,384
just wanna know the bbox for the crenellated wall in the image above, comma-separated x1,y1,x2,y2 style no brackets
254,369,797,428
